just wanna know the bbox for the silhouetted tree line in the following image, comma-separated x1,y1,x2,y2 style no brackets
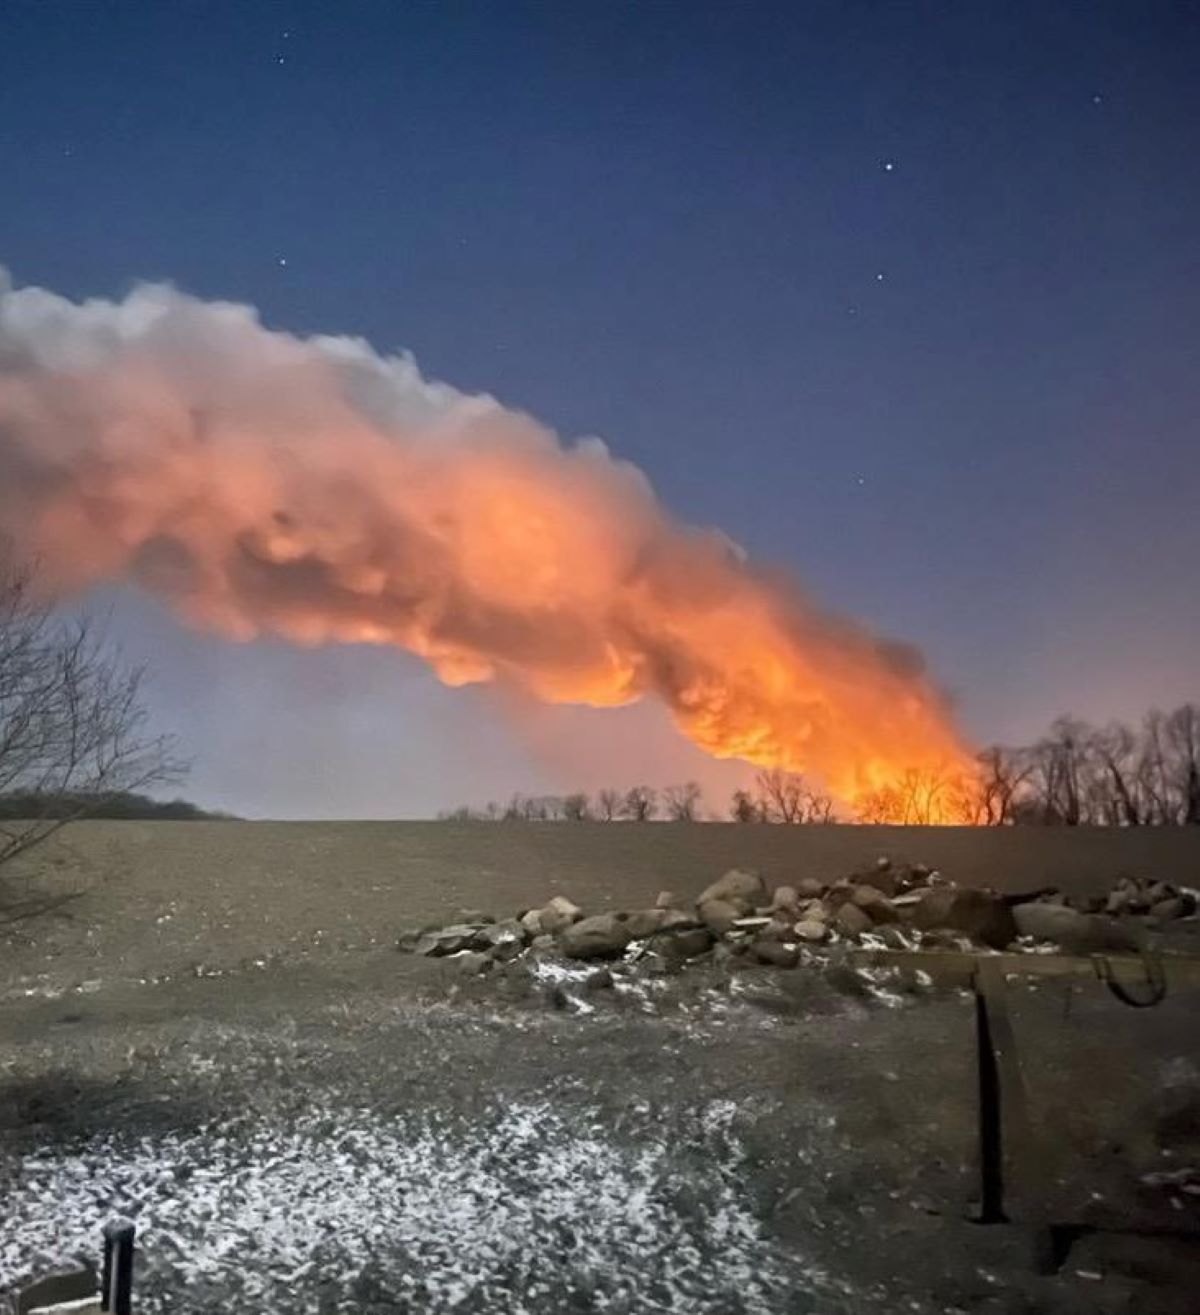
971,705,1200,826
440,703,1200,827
438,782,704,823
0,791,234,822
438,771,834,825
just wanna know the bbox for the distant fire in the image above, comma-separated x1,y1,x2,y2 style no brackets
0,270,976,818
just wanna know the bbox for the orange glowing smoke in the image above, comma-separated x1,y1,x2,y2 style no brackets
0,271,976,817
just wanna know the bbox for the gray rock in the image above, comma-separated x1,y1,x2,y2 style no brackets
771,884,801,913
1013,901,1141,952
697,868,768,913
519,909,544,937
909,887,1016,949
477,919,527,961
583,967,615,992
539,896,584,934
876,924,914,950
654,889,680,909
455,951,493,976
834,903,872,937
625,908,669,938
414,923,482,956
699,898,743,934
659,926,715,961
454,908,495,925
823,881,854,909
657,908,703,931
1150,896,1186,921
851,884,901,923
751,940,800,968
753,915,797,942
795,876,826,900
560,913,632,960
793,919,828,943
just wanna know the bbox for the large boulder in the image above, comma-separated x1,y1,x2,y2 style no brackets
476,919,527,961
539,896,584,935
771,885,801,915
658,926,715,962
625,908,669,938
414,923,484,956
697,868,768,913
657,908,703,931
849,859,898,897
560,913,633,960
851,885,901,923
518,908,544,937
699,898,743,935
908,887,1016,949
833,903,872,938
1013,902,1141,953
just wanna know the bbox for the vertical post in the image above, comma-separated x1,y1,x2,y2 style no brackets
101,1220,135,1315
974,975,1008,1223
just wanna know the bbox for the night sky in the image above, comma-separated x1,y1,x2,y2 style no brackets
2,1,1197,817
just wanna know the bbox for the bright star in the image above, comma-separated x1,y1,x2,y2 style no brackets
277,257,288,268
882,159,896,172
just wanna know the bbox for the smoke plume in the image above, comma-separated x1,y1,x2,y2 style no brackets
0,270,972,810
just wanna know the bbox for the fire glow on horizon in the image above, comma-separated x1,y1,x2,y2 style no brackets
0,270,976,818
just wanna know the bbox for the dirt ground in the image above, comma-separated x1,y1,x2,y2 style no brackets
2,823,1199,1313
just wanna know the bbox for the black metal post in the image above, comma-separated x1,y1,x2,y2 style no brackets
101,1220,135,1315
974,981,1008,1223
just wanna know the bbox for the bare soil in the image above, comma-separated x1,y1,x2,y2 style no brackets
2,822,1199,1313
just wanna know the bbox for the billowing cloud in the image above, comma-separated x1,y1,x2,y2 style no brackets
0,269,972,808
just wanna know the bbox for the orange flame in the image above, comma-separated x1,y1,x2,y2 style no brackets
0,273,976,818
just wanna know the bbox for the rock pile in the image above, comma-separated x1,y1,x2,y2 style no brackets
397,860,1197,976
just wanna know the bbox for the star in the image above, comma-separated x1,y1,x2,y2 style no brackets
875,272,886,282
275,54,286,65
277,256,288,268
881,159,896,172
1092,93,1103,104
856,475,866,486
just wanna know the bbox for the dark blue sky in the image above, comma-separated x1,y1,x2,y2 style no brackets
2,1,1197,816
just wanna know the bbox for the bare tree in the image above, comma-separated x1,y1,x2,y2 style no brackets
0,558,181,921
620,785,657,822
1166,703,1200,825
662,781,702,821
753,768,836,823
754,768,805,823
973,746,1032,825
729,788,762,823
1091,723,1145,826
596,788,621,822
561,791,591,822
